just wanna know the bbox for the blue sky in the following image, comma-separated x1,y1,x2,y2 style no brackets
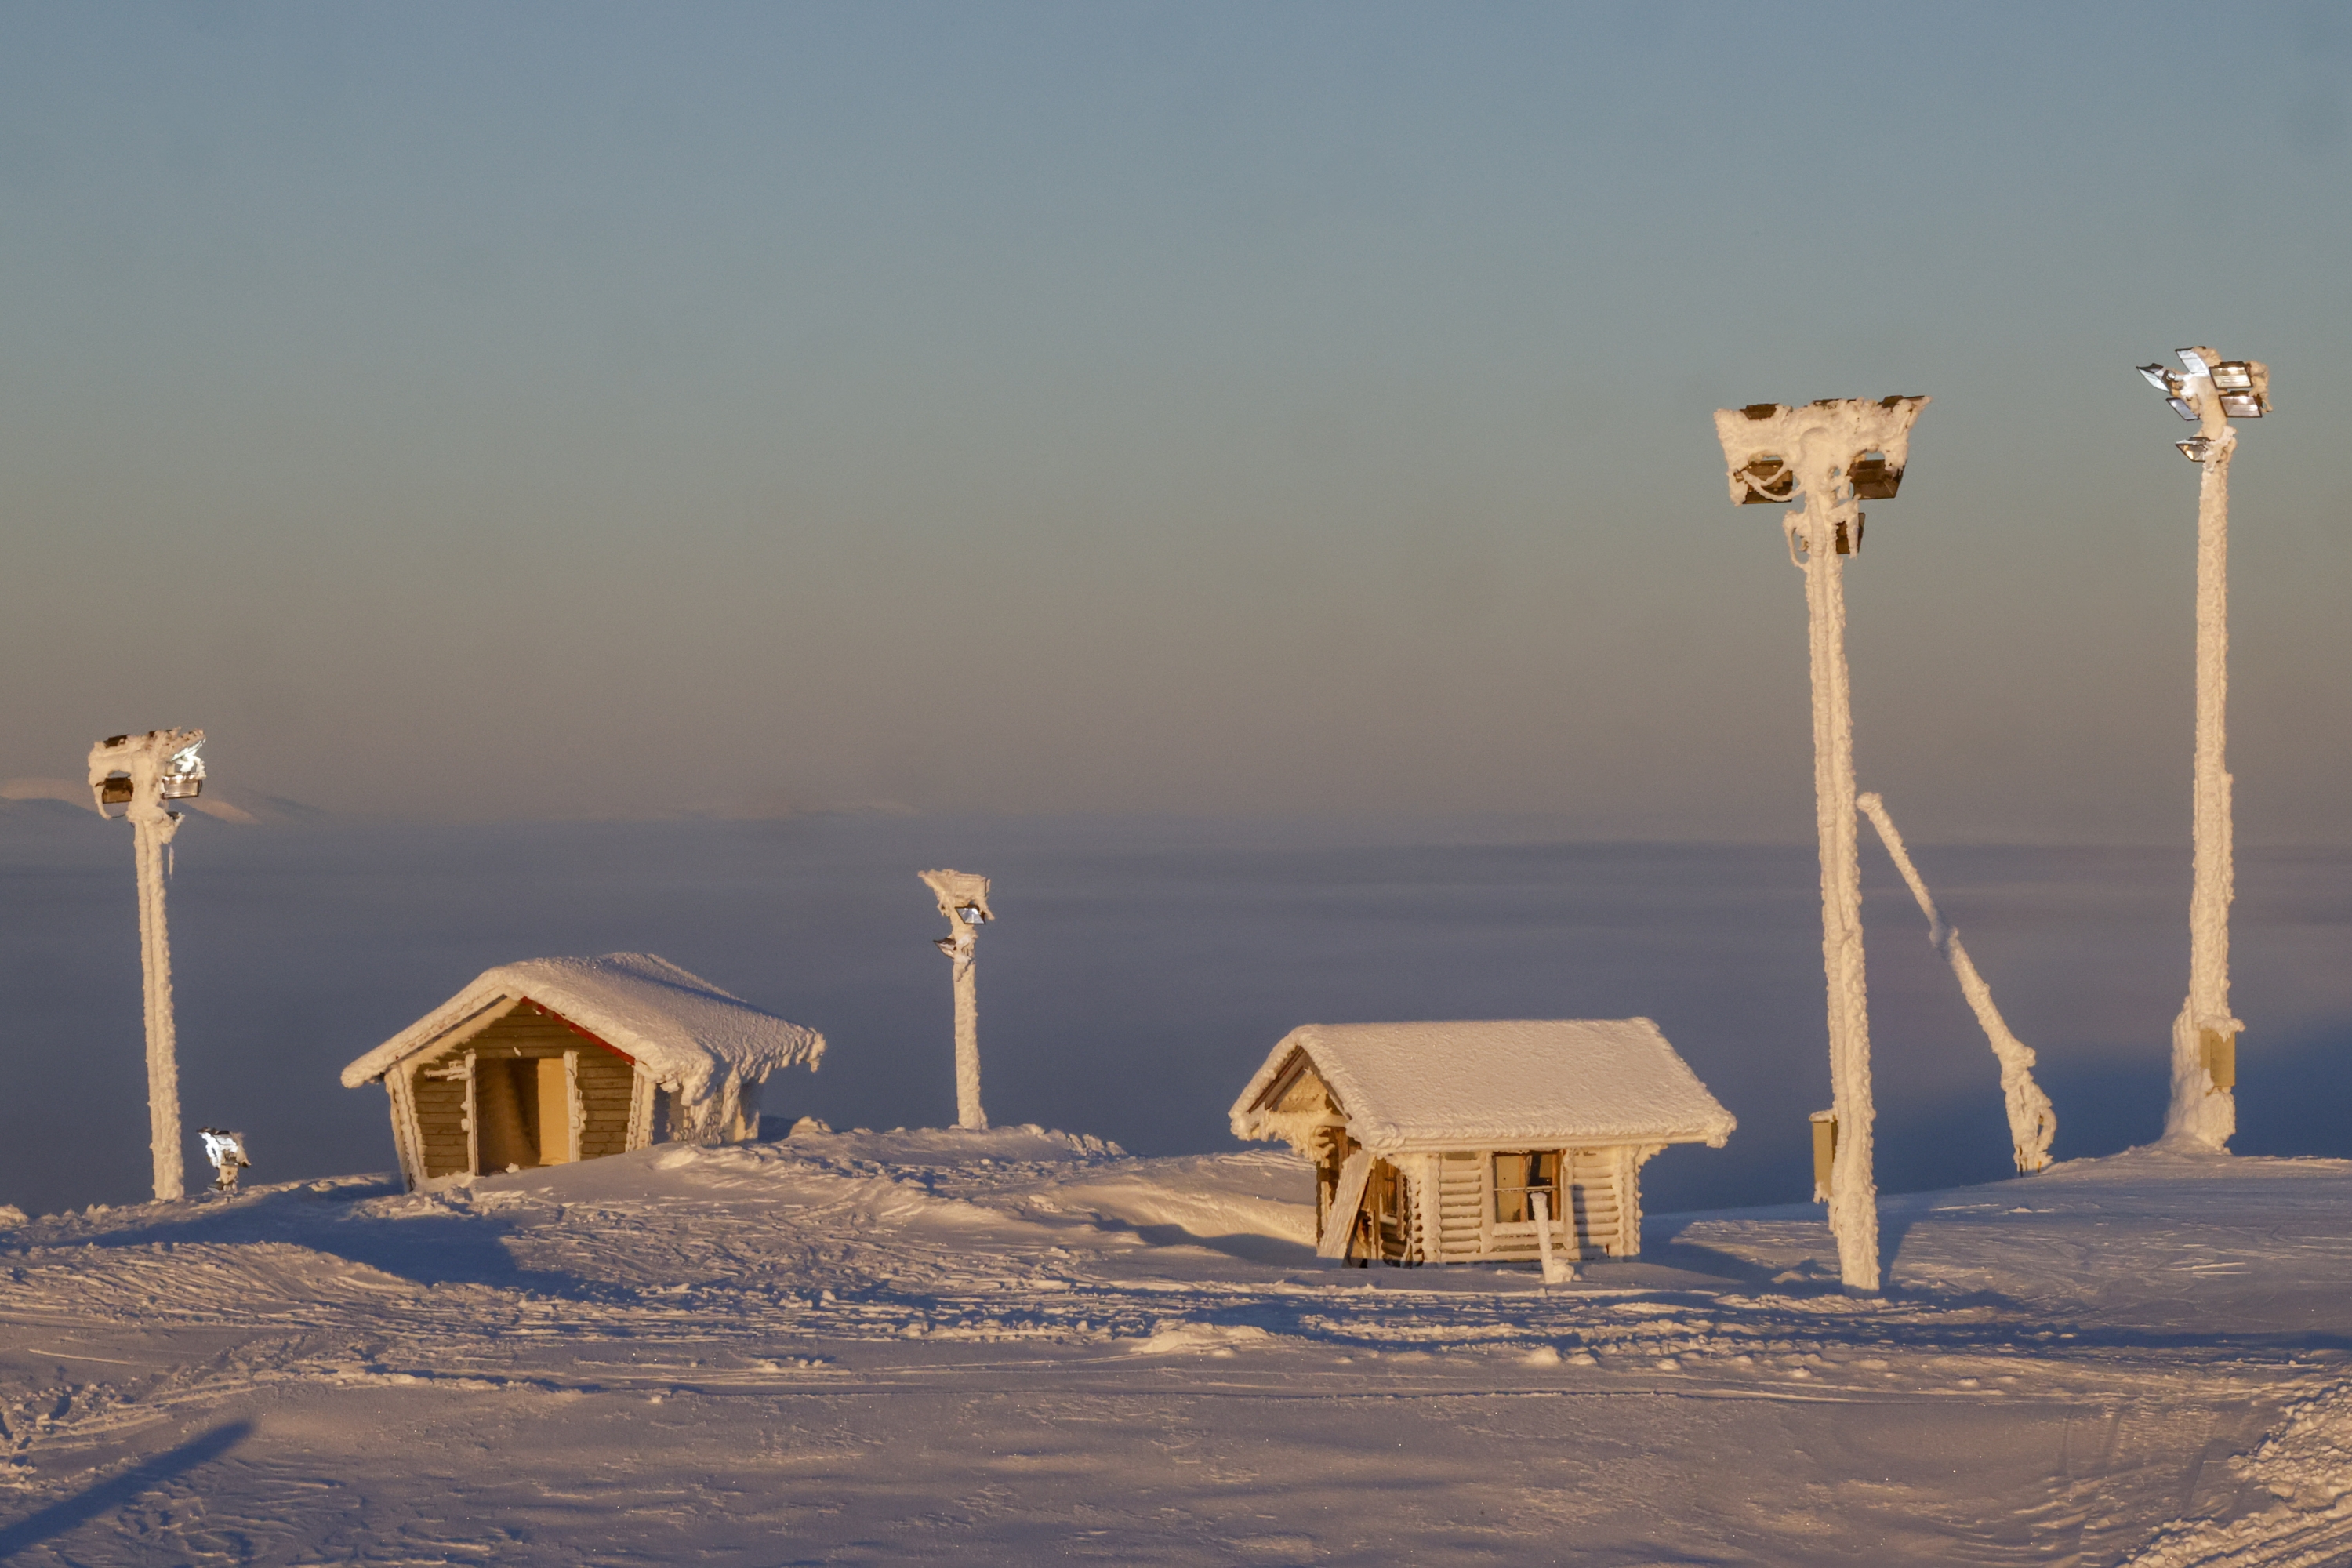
3,2,2347,839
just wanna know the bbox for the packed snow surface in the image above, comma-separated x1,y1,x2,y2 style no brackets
1,1127,2347,1564
1234,1018,1736,1152
339,953,826,1100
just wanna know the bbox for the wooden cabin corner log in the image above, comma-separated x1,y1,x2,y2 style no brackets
625,1067,657,1150
385,1067,426,1192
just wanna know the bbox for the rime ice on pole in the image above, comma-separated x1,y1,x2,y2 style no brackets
2132,347,2269,1151
918,870,994,1131
1857,792,2056,1174
88,728,208,1203
1711,397,1929,1293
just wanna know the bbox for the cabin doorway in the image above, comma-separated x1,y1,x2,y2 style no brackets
474,1055,577,1171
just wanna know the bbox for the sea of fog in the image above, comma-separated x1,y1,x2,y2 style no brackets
2,804,2347,1220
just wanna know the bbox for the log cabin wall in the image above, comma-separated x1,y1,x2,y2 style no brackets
410,1054,474,1184
1421,1144,1653,1262
397,1000,642,1184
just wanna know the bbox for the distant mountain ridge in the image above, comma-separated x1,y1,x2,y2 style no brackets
0,777,324,825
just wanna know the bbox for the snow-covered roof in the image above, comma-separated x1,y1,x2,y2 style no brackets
341,953,825,1102
1230,1018,1735,1154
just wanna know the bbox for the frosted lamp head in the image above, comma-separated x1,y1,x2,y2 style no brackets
917,868,994,926
86,727,208,818
1711,395,1927,512
2176,347,2216,377
2217,391,2264,419
2136,363,2175,392
2210,361,2255,393
2166,397,2198,422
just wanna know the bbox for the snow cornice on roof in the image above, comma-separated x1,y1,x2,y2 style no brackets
1230,1018,1735,1154
341,953,824,1102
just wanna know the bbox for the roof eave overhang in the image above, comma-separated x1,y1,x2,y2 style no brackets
1350,1124,1737,1156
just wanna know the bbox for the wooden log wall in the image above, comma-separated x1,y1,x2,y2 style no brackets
398,1000,644,1181
1425,1145,1651,1262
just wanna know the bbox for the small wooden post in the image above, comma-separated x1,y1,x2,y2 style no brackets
463,1051,480,1175
1810,1110,1837,1204
2199,1029,2237,1091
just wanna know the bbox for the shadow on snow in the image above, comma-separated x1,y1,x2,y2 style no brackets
0,1420,252,1559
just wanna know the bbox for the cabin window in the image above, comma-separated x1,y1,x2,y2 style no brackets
1492,1150,1559,1223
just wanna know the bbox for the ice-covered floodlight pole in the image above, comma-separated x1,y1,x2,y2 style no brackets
1713,396,1927,1293
918,869,994,1130
2135,347,2270,1149
88,728,208,1202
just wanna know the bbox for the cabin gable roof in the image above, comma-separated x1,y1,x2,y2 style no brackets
1229,1018,1734,1154
342,952,824,1102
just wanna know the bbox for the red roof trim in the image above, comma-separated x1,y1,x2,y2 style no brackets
515,996,636,1065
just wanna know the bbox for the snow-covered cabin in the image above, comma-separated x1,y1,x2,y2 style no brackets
1229,1019,1734,1265
342,953,825,1190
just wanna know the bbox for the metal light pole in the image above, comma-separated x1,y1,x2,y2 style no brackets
1713,396,1928,1292
2136,347,2270,1149
88,728,209,1202
918,869,993,1130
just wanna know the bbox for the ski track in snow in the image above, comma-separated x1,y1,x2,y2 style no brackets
0,1129,2346,1565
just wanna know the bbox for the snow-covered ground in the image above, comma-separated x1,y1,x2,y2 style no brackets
2,1126,2347,1565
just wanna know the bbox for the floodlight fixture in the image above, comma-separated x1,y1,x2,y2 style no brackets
1712,396,1926,517
1734,456,1795,504
2134,347,2272,437
159,740,206,800
1847,454,1902,501
88,729,206,821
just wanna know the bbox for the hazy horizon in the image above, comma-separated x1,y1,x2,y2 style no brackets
5,805,2350,1218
